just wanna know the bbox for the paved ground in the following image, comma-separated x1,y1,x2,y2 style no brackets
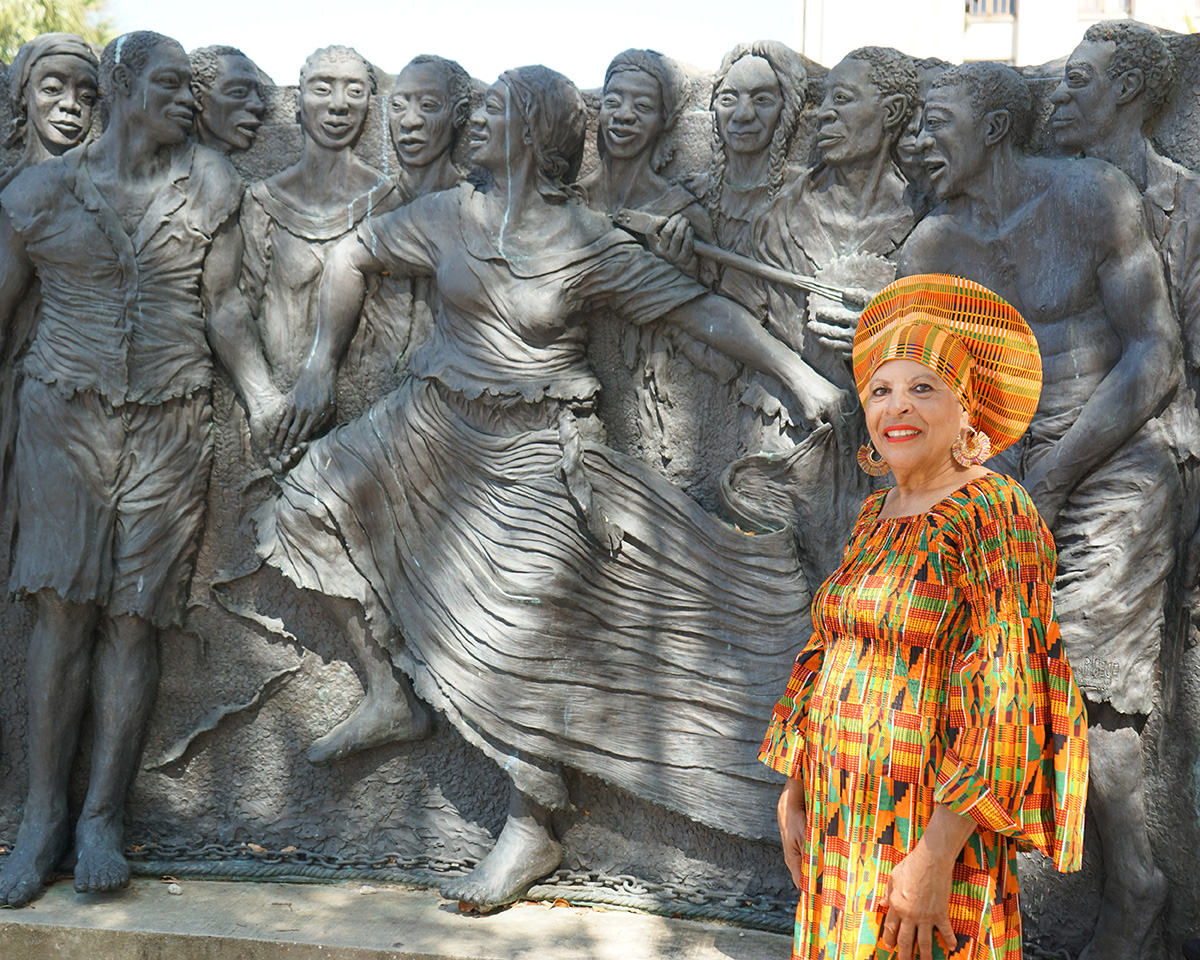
0,877,792,959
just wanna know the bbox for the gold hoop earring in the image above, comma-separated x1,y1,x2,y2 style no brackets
951,426,992,466
857,443,890,476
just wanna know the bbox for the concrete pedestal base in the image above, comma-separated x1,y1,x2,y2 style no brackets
0,877,791,959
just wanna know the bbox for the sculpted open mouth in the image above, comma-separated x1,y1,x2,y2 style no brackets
925,158,947,180
50,120,83,138
606,126,639,143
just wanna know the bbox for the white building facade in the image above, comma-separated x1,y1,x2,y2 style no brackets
794,0,1198,67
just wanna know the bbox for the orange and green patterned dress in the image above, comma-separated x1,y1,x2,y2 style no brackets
760,474,1088,959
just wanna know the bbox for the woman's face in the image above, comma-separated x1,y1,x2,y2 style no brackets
390,61,457,168
26,53,98,153
299,53,371,150
864,358,970,474
469,80,521,172
599,68,665,162
713,55,782,157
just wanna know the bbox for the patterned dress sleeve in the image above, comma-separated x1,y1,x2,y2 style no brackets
757,490,887,780
758,629,825,779
936,479,1089,871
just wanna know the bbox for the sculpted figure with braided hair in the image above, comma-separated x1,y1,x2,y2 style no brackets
900,59,1183,960
0,30,279,907
686,40,807,311
248,63,843,910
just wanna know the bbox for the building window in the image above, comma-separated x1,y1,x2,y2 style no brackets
1078,0,1131,12
967,0,1015,15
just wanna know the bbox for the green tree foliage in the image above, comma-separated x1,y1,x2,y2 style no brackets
0,0,114,63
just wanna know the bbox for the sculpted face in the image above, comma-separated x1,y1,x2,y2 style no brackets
817,56,888,167
300,53,371,149
1050,39,1120,152
864,358,969,475
714,55,782,156
195,54,265,152
599,68,665,162
389,61,457,168
26,53,98,153
127,43,195,146
469,80,514,172
917,84,988,202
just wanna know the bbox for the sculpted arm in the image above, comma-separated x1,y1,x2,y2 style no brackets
1024,179,1180,525
0,210,36,354
663,293,847,424
202,215,282,457
275,235,386,456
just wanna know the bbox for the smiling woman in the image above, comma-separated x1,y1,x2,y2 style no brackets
762,274,1089,960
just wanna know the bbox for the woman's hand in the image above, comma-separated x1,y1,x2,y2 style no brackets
880,841,957,960
777,778,807,888
880,805,974,960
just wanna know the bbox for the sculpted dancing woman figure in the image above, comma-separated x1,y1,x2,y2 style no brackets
265,64,844,910
761,275,1089,959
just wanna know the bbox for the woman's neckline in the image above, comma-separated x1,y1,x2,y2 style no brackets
871,471,1000,523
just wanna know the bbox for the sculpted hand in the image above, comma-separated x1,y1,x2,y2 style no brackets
647,213,699,276
274,368,336,468
805,294,867,358
245,386,288,466
796,371,849,427
776,779,807,888
880,842,958,960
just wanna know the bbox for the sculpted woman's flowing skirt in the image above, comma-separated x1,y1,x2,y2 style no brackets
257,375,811,839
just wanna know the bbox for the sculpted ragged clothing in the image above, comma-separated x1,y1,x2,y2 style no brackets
2,144,240,404
0,144,239,624
257,185,814,838
240,176,410,403
761,475,1088,960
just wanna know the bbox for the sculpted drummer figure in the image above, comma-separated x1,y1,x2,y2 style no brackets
899,60,1180,960
0,31,278,907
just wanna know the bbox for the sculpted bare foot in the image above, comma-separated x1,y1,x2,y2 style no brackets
439,813,562,912
0,819,69,907
1078,867,1167,960
307,691,431,766
72,817,130,894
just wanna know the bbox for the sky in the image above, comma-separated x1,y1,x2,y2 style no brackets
109,0,802,88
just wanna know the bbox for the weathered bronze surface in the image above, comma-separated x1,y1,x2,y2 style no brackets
0,22,1196,957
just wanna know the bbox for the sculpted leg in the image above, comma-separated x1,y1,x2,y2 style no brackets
0,591,99,907
73,613,158,894
439,787,563,911
306,592,430,766
1079,718,1167,960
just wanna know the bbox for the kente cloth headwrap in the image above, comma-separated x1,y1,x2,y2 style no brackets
852,274,1042,457
9,33,98,114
